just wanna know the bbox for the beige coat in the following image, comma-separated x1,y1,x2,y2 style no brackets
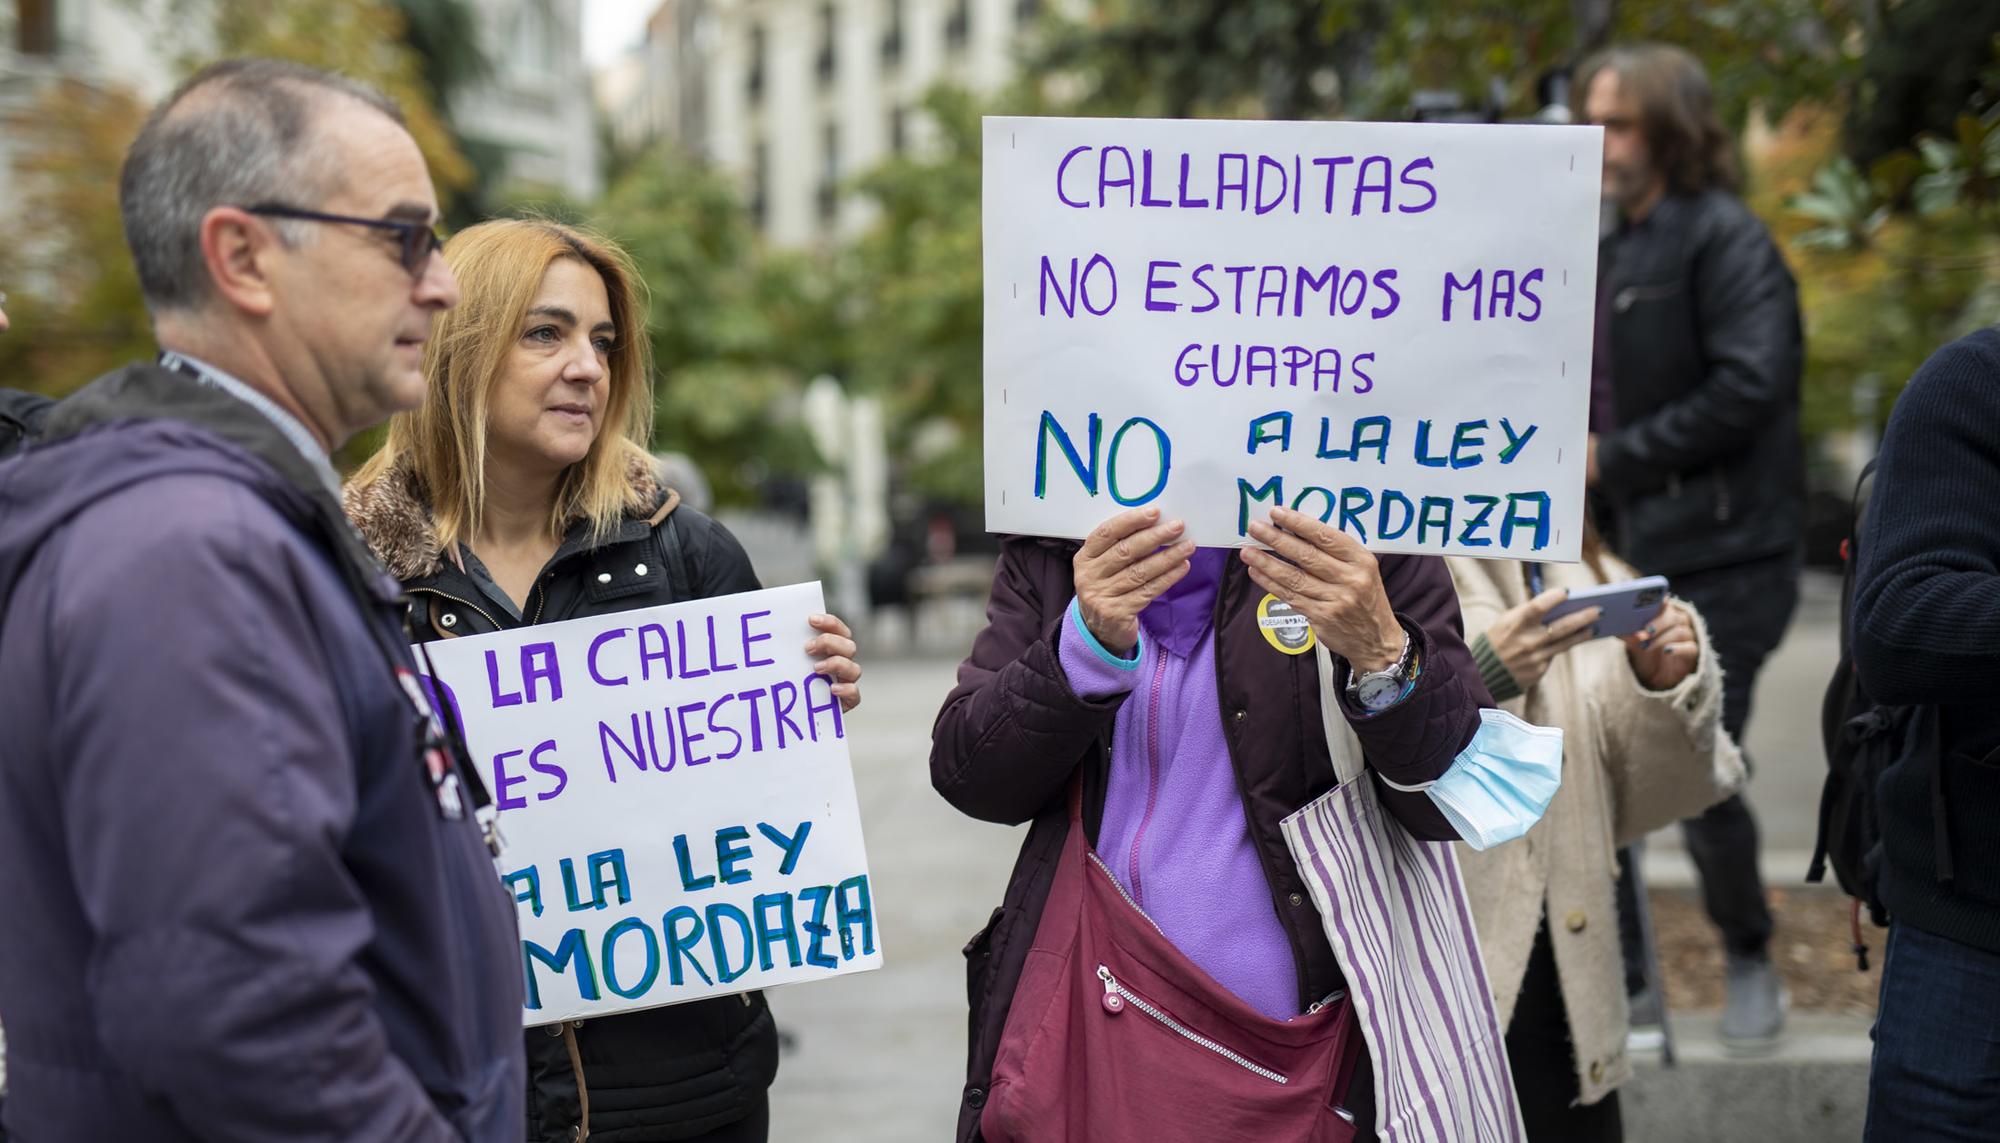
1445,555,1745,1106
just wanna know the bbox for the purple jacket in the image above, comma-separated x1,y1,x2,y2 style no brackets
932,537,1491,1142
0,365,525,1142
1060,548,1302,1019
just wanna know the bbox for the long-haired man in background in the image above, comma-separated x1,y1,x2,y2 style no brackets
1580,43,1806,1054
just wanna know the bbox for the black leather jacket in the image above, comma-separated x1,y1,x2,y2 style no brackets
1595,189,1804,576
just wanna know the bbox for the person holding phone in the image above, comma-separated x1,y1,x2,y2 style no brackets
1445,532,1745,1142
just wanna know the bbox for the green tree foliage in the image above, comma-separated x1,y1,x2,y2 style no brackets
0,80,154,394
831,0,1998,502
1768,1,2000,437
593,149,843,505
0,0,476,406
205,0,475,198
1031,1,1385,120
845,88,988,503
1844,0,2000,169
1032,0,1859,125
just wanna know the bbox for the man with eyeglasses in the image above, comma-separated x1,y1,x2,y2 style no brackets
0,59,524,1142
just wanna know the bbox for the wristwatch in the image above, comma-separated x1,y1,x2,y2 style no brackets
1345,630,1416,713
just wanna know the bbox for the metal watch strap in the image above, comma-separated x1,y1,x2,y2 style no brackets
1346,628,1414,696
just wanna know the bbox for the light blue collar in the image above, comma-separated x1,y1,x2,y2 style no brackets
157,350,342,498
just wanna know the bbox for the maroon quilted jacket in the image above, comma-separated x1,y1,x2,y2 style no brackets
931,536,1492,1142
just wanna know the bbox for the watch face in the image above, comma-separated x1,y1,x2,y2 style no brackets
1356,673,1402,711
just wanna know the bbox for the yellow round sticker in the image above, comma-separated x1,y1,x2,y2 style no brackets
1256,594,1317,655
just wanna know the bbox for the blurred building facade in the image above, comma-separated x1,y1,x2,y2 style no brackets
0,0,599,213
455,0,601,203
0,0,181,218
599,0,1041,246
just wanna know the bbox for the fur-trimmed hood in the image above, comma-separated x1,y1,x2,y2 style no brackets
344,453,673,582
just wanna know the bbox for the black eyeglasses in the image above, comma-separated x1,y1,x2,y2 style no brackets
240,203,444,275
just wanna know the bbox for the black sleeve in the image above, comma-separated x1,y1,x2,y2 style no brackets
930,539,1120,826
1852,332,2000,706
1335,554,1490,840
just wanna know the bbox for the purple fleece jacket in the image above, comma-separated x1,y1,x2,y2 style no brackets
1058,548,1304,1019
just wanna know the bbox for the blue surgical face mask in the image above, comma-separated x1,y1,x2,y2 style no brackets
1383,709,1564,851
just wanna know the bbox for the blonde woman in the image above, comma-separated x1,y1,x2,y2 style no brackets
1445,534,1744,1142
346,218,862,1143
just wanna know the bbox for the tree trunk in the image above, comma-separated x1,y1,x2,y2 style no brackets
1328,0,1389,117
1571,0,1617,62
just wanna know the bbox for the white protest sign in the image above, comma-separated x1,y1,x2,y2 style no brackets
982,116,1603,561
414,582,880,1025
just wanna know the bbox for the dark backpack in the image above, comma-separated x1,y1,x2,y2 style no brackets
1807,459,1941,969
0,388,54,459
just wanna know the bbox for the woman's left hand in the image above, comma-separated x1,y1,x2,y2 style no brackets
808,612,863,712
1623,601,1698,691
1242,508,1405,672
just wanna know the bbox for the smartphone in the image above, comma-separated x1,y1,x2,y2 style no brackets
1541,576,1669,639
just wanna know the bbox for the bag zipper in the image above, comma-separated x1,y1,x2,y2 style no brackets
1087,851,1167,940
1310,987,1357,1122
1097,965,1289,1085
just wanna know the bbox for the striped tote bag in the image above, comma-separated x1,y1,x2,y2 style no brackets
1281,643,1528,1142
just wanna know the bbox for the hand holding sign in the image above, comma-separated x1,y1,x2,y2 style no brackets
1242,507,1403,672
1074,507,1196,656
806,612,863,711
983,116,1603,559
417,582,881,1025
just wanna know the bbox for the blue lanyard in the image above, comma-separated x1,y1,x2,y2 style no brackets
1527,563,1546,596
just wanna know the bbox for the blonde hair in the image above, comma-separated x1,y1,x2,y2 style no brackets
354,217,656,550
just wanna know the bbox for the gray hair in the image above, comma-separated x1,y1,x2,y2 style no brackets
119,58,407,314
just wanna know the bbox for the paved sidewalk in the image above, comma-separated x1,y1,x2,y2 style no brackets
1625,1011,1871,1143
767,655,1019,1142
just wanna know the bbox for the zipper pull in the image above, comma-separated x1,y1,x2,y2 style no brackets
1097,965,1124,1014
477,805,506,859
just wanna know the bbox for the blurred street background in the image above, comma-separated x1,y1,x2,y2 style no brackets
7,1,1999,1139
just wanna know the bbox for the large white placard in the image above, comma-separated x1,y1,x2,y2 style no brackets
415,582,880,1025
983,116,1603,561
